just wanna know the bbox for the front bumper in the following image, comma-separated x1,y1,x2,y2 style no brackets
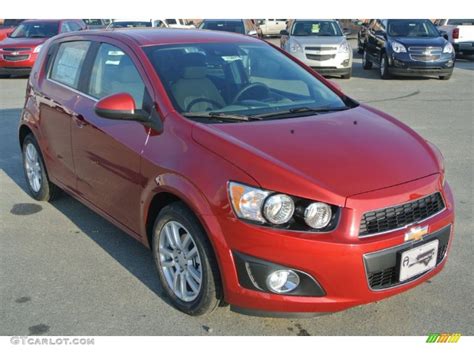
388,52,455,77
0,52,36,76
291,49,352,76
203,175,454,315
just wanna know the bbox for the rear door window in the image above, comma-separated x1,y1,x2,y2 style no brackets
87,43,146,108
50,41,90,89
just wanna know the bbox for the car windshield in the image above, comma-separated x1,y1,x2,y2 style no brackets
10,22,59,38
111,21,152,28
387,20,439,38
145,42,353,121
200,21,245,34
291,20,342,36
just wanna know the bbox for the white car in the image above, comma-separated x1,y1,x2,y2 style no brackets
435,19,474,56
281,19,352,79
154,19,196,29
108,19,195,29
257,19,287,37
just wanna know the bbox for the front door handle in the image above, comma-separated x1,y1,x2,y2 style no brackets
72,114,88,128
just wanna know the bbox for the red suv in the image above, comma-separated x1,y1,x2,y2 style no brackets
0,19,86,78
19,29,454,317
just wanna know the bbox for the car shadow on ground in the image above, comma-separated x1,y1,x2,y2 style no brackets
0,107,177,310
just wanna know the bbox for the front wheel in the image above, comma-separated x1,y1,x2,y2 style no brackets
439,74,452,80
380,53,391,79
152,202,222,316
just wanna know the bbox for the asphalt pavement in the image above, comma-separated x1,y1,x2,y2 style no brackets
0,39,473,335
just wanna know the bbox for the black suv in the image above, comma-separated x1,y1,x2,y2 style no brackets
362,19,455,80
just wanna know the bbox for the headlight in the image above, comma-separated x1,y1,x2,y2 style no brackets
443,42,454,54
391,41,407,53
263,194,295,225
228,182,269,223
228,181,339,231
290,41,302,53
338,41,350,53
304,202,332,229
33,45,43,53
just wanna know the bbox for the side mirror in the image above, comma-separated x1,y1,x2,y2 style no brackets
247,30,258,37
439,30,449,40
280,29,289,36
95,93,144,120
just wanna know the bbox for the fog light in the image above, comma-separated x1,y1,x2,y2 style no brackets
266,270,300,293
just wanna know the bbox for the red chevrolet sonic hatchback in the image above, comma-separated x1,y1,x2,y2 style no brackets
19,29,454,316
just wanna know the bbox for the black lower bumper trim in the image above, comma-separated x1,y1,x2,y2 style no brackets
388,67,453,77
230,305,331,318
311,67,351,76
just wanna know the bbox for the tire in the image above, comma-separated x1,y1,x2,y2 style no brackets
380,52,391,79
22,134,59,201
439,74,452,80
152,202,222,316
362,49,372,69
0,74,11,79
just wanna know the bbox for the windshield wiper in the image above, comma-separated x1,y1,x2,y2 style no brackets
254,106,350,119
183,112,260,122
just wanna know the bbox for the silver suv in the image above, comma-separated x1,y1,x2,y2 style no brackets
281,19,352,79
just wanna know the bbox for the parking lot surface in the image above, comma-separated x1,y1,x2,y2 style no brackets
0,39,473,335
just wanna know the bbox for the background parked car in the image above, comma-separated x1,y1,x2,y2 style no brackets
280,19,353,79
83,19,111,29
0,19,86,78
256,19,287,37
107,19,153,28
154,19,196,29
0,19,24,41
357,19,373,53
434,19,474,56
199,19,262,38
362,19,455,80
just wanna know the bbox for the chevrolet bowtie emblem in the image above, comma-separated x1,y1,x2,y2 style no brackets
405,225,429,242
11,51,20,56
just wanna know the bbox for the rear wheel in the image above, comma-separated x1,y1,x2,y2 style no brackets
152,202,222,316
362,49,372,69
21,134,59,201
380,53,391,79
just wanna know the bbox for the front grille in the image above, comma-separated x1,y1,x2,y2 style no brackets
365,224,451,290
306,53,335,61
3,55,29,61
359,193,445,237
305,46,337,51
368,267,397,289
2,47,30,52
408,46,442,62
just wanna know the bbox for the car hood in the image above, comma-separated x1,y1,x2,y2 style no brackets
389,36,447,47
192,105,440,205
290,35,346,47
0,37,47,48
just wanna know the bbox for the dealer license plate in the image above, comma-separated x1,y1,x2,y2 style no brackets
399,240,438,282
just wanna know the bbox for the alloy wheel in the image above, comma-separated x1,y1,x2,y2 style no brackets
24,143,42,193
158,221,203,302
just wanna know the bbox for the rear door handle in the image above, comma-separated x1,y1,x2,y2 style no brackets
72,114,88,128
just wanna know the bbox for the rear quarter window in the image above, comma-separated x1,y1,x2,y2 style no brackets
50,41,90,89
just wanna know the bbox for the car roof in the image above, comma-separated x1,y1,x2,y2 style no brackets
71,28,260,46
